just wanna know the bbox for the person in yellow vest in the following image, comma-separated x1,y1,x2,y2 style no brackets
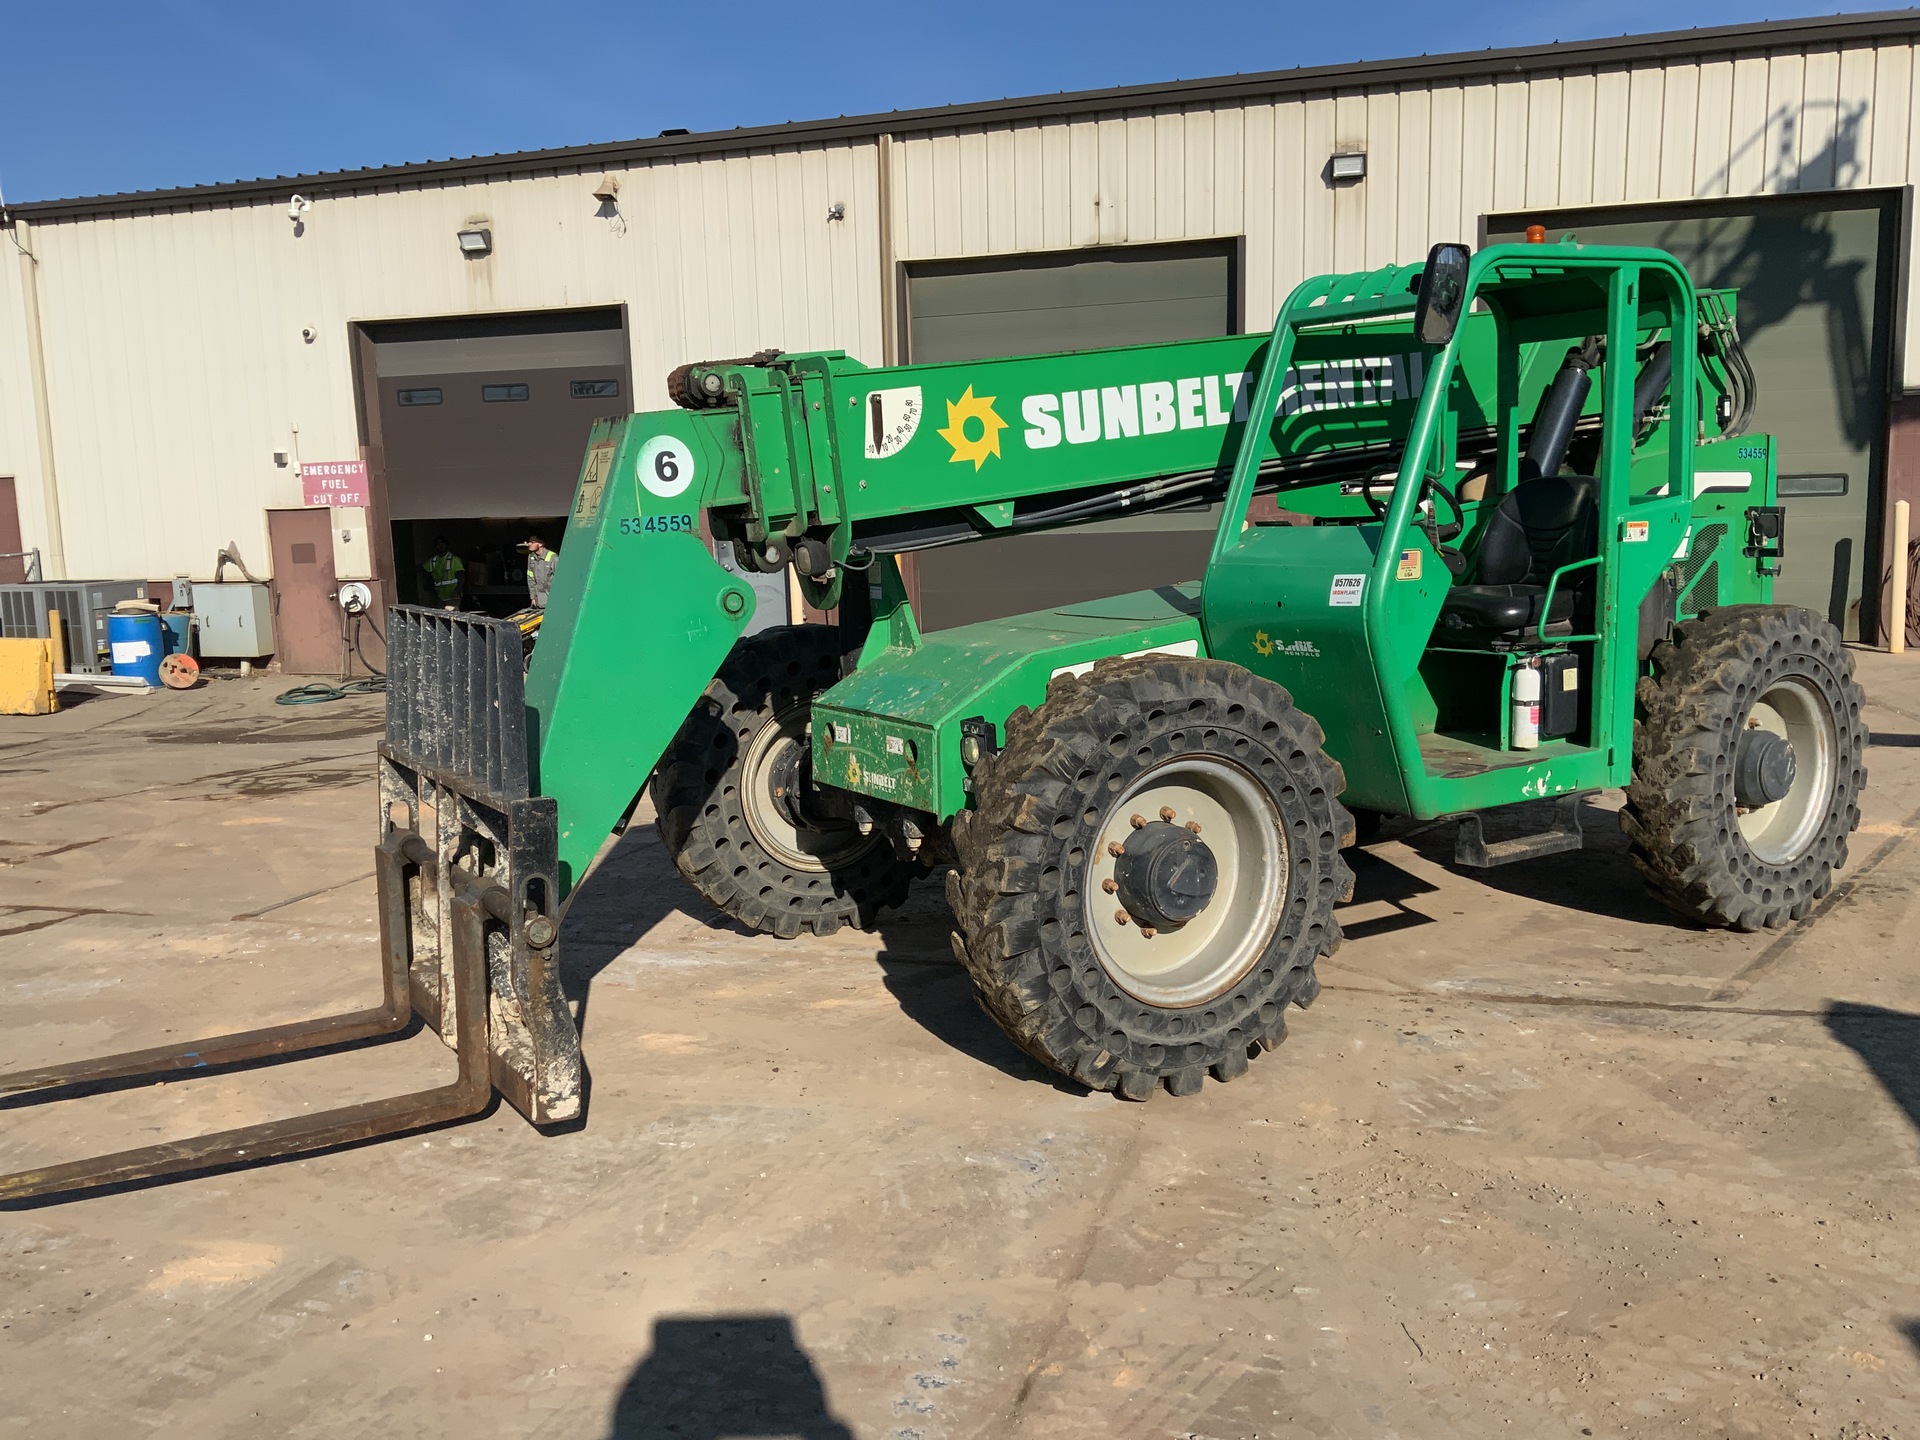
424,536,465,608
522,533,559,609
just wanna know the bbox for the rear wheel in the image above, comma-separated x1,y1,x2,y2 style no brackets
1624,604,1866,930
948,656,1353,1099
651,625,919,937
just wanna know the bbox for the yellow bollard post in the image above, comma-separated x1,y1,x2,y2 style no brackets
1893,500,1911,656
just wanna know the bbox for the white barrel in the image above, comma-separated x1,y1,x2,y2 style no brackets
1512,663,1542,750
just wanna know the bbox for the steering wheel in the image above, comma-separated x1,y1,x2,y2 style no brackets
1362,471,1464,542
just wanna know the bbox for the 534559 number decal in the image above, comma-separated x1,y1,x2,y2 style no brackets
619,515,695,535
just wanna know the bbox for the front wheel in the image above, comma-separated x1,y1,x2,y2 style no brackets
1623,604,1866,931
947,656,1354,1099
651,625,919,937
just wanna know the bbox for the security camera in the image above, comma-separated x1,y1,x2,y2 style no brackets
301,326,316,344
288,194,312,222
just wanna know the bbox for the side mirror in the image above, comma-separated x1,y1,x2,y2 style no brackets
1413,242,1471,346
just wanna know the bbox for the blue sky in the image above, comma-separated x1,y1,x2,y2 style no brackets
0,0,1870,203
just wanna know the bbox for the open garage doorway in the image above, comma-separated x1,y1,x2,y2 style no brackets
357,307,630,615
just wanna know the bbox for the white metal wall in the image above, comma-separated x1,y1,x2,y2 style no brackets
1,239,51,571
5,33,1920,581
891,42,1920,370
0,142,881,580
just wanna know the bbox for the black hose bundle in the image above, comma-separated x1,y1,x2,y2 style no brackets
1881,535,1920,649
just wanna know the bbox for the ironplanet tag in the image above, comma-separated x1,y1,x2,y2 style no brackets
1019,354,1424,450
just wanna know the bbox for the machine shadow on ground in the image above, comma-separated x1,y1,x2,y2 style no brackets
549,823,1066,1094
1824,1001,1920,1138
1336,845,1443,942
549,806,1563,1100
603,1314,854,1440
1376,797,1685,927
873,939,1085,1093
1823,1002,1920,1373
556,826,730,1043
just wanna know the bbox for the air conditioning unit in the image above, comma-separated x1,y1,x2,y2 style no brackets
0,580,150,674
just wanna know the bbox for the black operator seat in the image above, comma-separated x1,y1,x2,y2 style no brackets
1437,475,1599,640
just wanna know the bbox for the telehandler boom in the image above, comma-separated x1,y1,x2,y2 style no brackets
1,241,1864,1199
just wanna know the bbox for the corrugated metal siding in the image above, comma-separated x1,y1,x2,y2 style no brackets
5,36,1920,581
891,41,1920,374
0,142,881,580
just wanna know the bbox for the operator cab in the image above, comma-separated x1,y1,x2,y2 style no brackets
1209,241,1699,814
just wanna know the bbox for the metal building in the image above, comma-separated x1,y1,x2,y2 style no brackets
4,10,1919,665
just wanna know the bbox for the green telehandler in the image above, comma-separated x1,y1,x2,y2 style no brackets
0,241,1866,1199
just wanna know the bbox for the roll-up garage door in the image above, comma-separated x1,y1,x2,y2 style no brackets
1490,194,1896,638
903,241,1237,630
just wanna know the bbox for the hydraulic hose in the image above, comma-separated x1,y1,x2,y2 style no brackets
1632,342,1674,436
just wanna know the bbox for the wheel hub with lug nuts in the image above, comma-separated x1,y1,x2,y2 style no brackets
741,708,872,871
1086,757,1284,1007
1734,726,1797,808
1734,676,1837,864
1113,820,1218,931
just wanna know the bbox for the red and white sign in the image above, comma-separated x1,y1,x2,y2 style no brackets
301,460,369,507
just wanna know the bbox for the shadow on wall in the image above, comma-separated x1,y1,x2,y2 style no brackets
1670,100,1878,450
605,1314,853,1440
1824,1001,1920,1138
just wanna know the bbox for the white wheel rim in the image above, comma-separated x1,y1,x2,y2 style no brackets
1084,757,1285,1008
1736,675,1837,865
740,709,873,871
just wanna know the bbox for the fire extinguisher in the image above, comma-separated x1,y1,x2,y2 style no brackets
1512,662,1541,750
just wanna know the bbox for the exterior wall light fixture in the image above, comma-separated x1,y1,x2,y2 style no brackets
1328,152,1368,182
456,226,493,257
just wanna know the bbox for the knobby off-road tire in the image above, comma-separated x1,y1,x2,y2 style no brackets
650,625,918,938
1624,604,1866,931
947,656,1355,1099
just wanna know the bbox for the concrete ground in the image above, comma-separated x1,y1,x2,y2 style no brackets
2,652,1919,1440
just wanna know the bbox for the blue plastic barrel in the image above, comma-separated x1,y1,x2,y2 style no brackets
160,612,192,658
108,610,165,687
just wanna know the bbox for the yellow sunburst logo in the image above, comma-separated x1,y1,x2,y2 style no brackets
847,755,863,788
937,386,1007,470
1252,630,1274,657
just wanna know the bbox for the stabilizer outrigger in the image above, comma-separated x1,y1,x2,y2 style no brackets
0,609,582,1202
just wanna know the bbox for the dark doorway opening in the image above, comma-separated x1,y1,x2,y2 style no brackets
354,306,631,618
395,515,565,614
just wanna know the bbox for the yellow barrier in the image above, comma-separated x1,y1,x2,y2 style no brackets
0,637,58,715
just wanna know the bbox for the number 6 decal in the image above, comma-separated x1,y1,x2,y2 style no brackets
637,435,696,499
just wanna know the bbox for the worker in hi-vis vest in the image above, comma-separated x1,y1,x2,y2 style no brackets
522,533,558,609
424,536,465,608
